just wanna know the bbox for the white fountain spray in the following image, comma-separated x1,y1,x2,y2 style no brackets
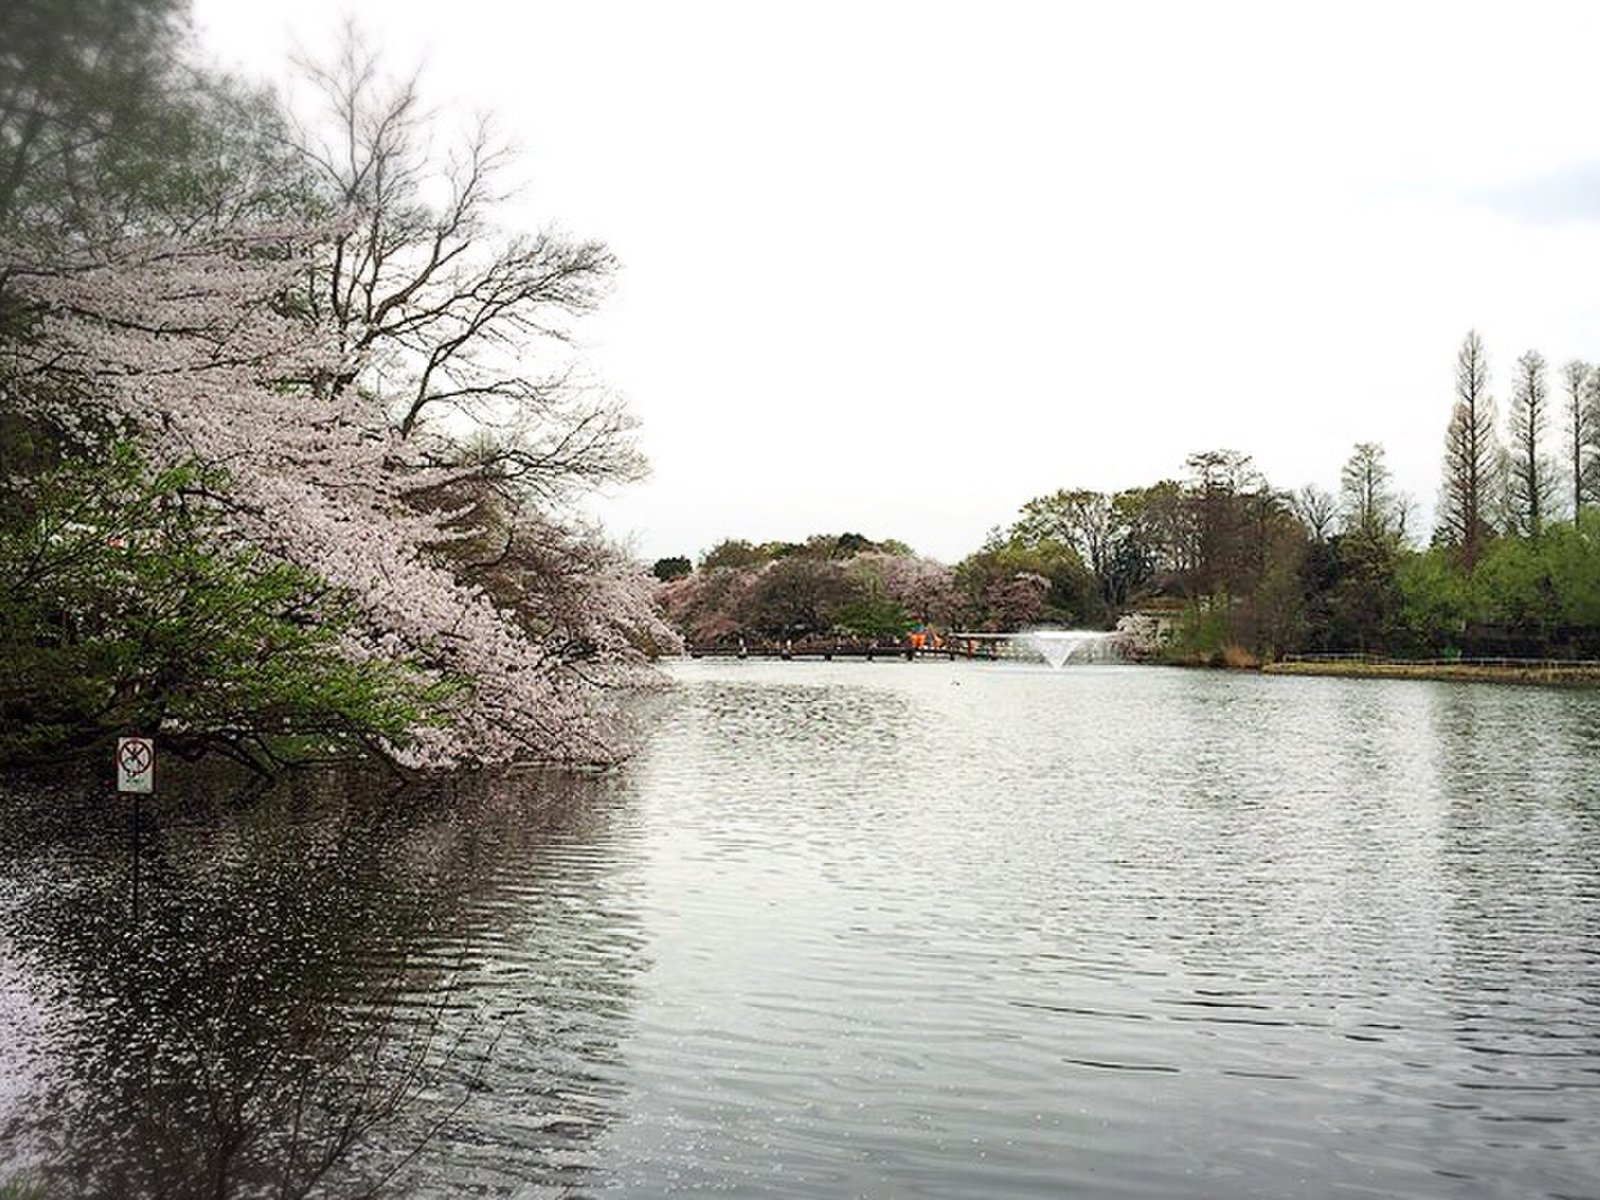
1015,628,1122,668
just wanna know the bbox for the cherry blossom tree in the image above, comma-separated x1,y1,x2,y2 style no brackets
0,13,679,769
850,551,958,628
0,446,447,769
656,568,757,648
2,228,670,768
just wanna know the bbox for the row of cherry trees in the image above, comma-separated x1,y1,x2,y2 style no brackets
1,3,671,769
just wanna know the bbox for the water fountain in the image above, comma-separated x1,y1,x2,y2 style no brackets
1014,628,1123,668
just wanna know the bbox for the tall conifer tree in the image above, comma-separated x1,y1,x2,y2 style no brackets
1506,349,1555,537
1438,330,1499,563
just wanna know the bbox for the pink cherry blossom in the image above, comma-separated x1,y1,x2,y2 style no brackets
4,227,676,768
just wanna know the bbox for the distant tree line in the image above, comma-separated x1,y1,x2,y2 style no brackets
658,330,1600,663
658,534,956,645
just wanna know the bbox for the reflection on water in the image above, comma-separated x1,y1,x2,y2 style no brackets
3,661,1600,1198
0,766,646,1196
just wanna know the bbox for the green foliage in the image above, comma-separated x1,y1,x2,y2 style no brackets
652,555,692,582
1462,524,1599,652
1543,513,1600,626
954,531,1103,631
1470,535,1553,632
829,531,875,558
699,539,767,571
1322,533,1403,654
1394,514,1600,656
739,556,853,639
836,556,912,638
670,432,1600,661
696,532,906,573
834,594,913,640
0,445,454,768
2,0,180,231
1166,594,1232,664
1396,547,1470,653
0,0,317,244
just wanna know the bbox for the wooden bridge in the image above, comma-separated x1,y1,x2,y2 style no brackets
686,633,1025,662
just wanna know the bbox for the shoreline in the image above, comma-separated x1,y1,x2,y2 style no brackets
1261,658,1600,687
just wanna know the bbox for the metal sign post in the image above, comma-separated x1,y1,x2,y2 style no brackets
117,737,154,922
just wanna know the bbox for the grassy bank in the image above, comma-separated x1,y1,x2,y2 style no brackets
1262,656,1600,687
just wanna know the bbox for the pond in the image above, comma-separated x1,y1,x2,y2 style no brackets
3,660,1599,1197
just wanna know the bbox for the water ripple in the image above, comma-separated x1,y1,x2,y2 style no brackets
2,662,1600,1197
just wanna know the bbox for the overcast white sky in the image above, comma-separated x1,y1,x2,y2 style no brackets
193,1,1600,564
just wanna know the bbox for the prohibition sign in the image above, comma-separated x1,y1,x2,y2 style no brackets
117,737,154,793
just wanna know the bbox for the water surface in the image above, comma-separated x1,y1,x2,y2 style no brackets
2,661,1599,1197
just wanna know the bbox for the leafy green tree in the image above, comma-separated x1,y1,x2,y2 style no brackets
1009,486,1185,611
836,556,907,639
954,532,1100,631
1014,488,1113,584
1396,548,1471,654
1543,513,1600,639
1297,536,1343,651
1109,481,1190,596
652,556,692,581
829,531,877,558
1470,535,1557,650
833,594,913,640
1,0,313,244
0,447,450,769
1323,534,1403,654
738,556,852,639
699,539,767,571
1302,442,1410,654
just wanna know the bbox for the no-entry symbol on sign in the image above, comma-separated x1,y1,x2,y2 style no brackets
117,737,154,794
